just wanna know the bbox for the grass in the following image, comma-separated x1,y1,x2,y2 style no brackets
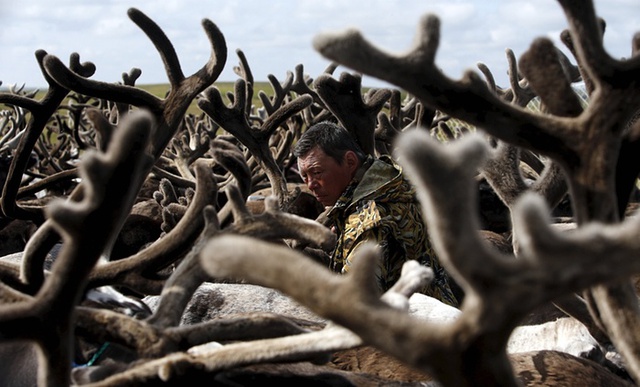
135,81,384,115
15,81,272,116
11,80,390,116
139,82,274,115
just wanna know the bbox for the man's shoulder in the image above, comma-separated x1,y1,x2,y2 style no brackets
352,156,402,199
372,155,402,174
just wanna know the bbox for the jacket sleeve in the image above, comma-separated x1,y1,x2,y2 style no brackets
342,224,459,307
342,226,406,292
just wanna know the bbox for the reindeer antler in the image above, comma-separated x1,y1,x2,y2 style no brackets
198,80,313,210
313,3,640,381
313,72,392,156
0,110,154,386
20,8,228,290
44,8,227,158
0,51,95,224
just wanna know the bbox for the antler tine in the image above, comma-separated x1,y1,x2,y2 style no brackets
560,27,597,96
210,137,252,199
127,7,185,83
530,161,569,212
85,107,115,152
209,141,253,226
261,93,313,139
133,202,220,333
143,204,220,328
476,49,533,105
505,48,536,107
386,89,402,129
519,38,584,117
273,128,294,167
164,129,211,182
374,112,401,156
557,2,639,84
122,67,143,86
290,64,323,105
114,68,143,119
633,31,640,56
555,46,582,83
259,72,294,116
232,48,255,116
313,72,391,156
224,183,253,226
233,48,254,83
127,8,227,94
476,61,498,93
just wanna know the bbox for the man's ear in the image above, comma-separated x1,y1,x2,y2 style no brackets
344,150,360,173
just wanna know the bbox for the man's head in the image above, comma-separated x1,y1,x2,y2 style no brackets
294,122,366,207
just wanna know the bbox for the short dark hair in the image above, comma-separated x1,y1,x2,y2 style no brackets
293,121,366,164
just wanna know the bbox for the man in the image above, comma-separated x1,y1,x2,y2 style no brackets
294,121,458,307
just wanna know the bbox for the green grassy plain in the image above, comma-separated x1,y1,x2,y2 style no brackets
21,81,391,116
138,82,273,115
21,81,272,116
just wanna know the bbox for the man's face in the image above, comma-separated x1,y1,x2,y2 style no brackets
297,146,357,207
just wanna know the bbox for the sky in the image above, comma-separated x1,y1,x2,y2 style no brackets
0,0,638,90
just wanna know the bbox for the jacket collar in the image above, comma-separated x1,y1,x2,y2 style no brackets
327,155,404,218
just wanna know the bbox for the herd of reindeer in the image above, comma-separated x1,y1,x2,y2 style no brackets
1,1,640,385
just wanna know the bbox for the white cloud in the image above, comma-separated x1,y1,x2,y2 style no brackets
0,0,638,89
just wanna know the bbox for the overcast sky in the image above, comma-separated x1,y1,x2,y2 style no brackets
0,0,638,90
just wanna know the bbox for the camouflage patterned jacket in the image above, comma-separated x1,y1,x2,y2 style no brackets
325,155,459,307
